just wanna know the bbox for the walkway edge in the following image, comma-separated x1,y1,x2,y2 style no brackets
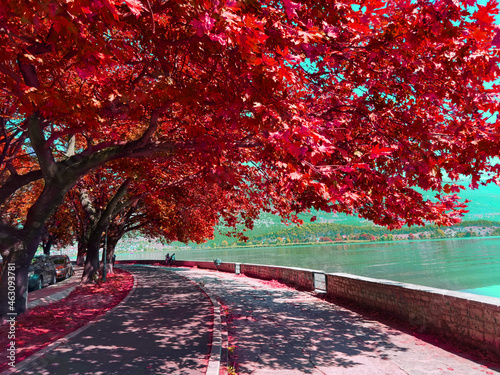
144,265,223,375
27,285,77,309
2,269,138,375
205,290,222,375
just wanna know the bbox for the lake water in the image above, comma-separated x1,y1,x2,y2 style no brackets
116,237,500,299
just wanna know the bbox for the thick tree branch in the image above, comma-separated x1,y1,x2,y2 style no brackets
27,113,58,180
96,178,132,231
0,138,178,206
17,55,40,88
0,169,43,206
135,110,160,147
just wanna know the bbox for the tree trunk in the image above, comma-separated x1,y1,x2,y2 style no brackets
43,235,53,255
81,179,130,283
103,231,120,275
81,233,101,284
0,173,80,319
0,220,50,319
76,186,97,267
0,243,30,320
76,237,88,267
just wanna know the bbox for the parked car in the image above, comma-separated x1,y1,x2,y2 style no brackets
28,255,57,291
51,255,74,280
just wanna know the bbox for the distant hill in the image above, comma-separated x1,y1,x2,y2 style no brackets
208,182,500,245
248,182,499,224
117,181,500,249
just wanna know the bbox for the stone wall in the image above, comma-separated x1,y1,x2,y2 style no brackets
326,273,500,358
172,260,235,273
239,264,316,291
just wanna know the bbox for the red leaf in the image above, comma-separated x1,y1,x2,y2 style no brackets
283,0,301,19
191,13,215,37
370,145,393,159
124,0,144,17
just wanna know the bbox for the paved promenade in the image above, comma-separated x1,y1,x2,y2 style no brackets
174,267,500,375
12,265,500,374
16,266,213,375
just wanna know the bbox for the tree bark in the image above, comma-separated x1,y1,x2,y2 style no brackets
76,237,87,267
75,186,97,267
0,243,29,320
42,235,54,255
0,182,74,319
103,232,120,275
81,229,101,284
81,179,131,283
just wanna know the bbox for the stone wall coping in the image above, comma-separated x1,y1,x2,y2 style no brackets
239,262,324,274
328,272,500,307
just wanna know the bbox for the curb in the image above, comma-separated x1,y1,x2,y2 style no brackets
143,265,224,375
2,269,138,375
205,290,222,375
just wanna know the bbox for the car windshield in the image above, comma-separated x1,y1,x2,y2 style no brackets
52,258,66,264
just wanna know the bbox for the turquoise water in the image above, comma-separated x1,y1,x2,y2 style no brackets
116,237,500,299
461,285,500,298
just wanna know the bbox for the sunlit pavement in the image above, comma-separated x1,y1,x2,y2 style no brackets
172,267,500,375
15,265,213,375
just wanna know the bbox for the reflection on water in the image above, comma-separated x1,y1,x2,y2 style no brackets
116,237,500,298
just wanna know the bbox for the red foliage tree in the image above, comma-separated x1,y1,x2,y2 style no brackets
1,0,500,317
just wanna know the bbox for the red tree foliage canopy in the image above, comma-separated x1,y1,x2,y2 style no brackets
2,0,500,316
1,0,500,240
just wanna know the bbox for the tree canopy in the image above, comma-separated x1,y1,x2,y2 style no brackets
1,0,500,316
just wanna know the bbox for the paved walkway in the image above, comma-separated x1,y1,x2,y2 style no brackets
173,267,500,375
16,265,213,375
12,265,500,374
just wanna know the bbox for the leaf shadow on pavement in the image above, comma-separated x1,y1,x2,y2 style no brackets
18,266,213,375
175,269,411,375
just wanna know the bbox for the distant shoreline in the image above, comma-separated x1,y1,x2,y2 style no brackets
205,221,500,250
107,234,500,254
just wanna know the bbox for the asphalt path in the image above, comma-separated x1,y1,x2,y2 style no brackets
17,265,213,375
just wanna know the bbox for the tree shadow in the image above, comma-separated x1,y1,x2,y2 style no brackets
222,281,407,373
176,269,500,374
19,266,212,375
324,294,500,371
